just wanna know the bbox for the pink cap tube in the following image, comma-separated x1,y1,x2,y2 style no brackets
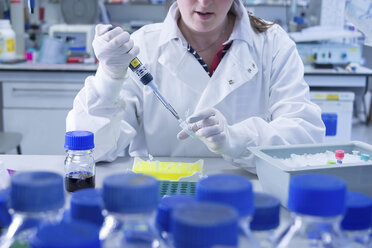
335,150,345,160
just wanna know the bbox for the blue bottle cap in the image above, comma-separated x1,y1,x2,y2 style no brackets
250,192,280,231
156,195,196,233
0,189,11,227
171,202,239,248
196,174,254,217
30,221,100,248
287,174,346,217
341,192,372,231
69,188,104,226
64,131,94,151
10,171,65,212
103,173,158,214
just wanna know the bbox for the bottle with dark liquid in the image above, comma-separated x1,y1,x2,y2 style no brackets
64,131,95,193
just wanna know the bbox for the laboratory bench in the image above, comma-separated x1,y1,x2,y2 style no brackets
0,62,372,155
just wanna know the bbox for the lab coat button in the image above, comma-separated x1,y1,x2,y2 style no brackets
228,80,234,85
248,68,252,73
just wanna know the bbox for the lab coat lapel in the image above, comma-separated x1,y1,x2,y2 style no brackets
158,41,210,94
195,42,258,112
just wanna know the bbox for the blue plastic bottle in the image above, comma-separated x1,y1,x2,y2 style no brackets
0,171,65,248
171,202,239,248
63,188,104,226
99,173,161,248
155,195,195,247
64,131,95,192
30,221,100,248
196,174,259,247
0,189,11,236
250,192,280,248
341,191,372,247
276,174,350,248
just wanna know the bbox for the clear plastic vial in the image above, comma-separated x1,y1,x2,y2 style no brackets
196,174,260,248
99,173,161,248
171,202,239,248
0,20,15,62
30,221,100,248
0,171,65,248
63,188,104,227
341,191,372,247
276,174,351,248
0,189,11,236
64,131,95,193
155,195,195,247
250,192,281,248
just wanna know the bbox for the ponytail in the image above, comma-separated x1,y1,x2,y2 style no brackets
248,14,275,33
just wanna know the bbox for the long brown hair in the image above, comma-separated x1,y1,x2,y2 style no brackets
248,14,275,33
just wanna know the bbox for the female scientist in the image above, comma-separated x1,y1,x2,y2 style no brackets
66,0,325,173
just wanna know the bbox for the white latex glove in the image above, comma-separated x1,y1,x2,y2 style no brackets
177,108,232,155
92,24,139,79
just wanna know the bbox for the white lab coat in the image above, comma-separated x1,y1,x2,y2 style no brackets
66,0,325,173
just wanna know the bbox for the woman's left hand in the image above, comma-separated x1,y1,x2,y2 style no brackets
177,108,231,154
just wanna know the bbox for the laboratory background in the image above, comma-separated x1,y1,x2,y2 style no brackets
0,0,372,247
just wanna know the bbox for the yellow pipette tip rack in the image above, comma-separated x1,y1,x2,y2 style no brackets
132,157,203,181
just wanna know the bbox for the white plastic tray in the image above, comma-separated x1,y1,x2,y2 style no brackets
248,141,372,207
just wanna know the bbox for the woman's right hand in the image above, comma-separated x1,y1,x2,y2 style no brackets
92,24,139,79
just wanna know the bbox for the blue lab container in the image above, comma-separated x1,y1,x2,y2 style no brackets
0,171,65,247
64,131,95,193
100,173,161,248
156,195,196,247
30,221,100,248
171,202,239,248
321,113,337,136
156,195,196,233
341,192,372,247
63,188,104,226
276,174,350,248
251,192,280,231
251,192,281,248
196,174,254,217
196,174,259,247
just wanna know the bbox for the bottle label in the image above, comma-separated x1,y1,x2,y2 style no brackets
6,38,15,53
0,37,4,54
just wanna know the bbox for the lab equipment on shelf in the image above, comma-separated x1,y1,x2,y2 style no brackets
341,191,372,247
251,192,281,248
276,174,350,248
63,188,104,226
171,202,239,248
99,173,162,248
155,195,196,247
196,174,260,248
0,20,16,62
64,131,95,193
0,171,65,248
30,221,100,248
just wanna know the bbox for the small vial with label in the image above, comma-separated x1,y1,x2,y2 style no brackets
64,131,95,192
335,150,345,164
